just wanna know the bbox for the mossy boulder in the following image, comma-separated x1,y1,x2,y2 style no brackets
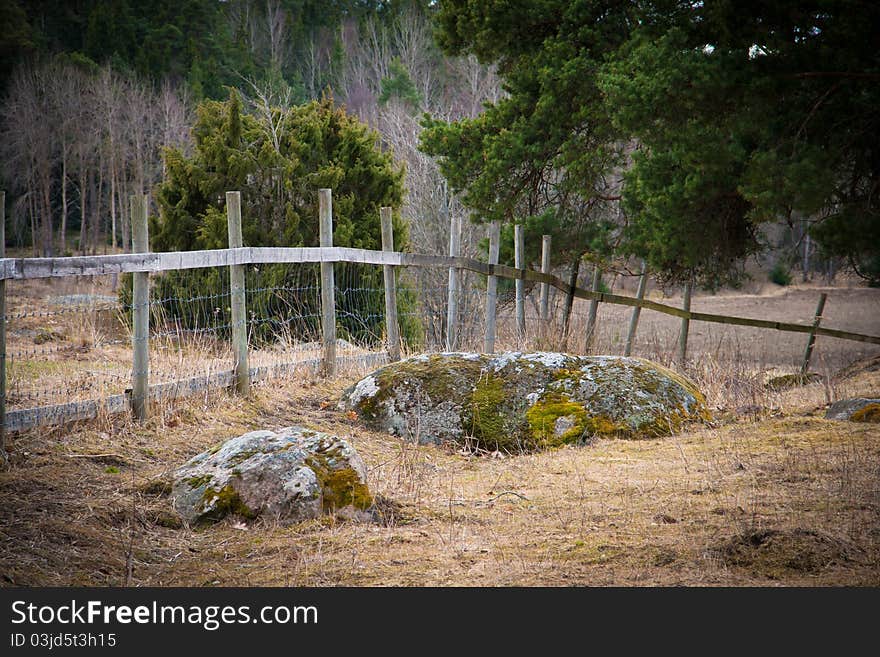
825,398,880,423
340,352,711,451
765,372,824,391
171,427,373,525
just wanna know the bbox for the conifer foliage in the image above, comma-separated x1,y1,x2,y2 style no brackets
150,90,415,346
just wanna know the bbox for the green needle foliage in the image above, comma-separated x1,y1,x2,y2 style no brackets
420,1,629,275
145,90,421,347
379,58,422,109
424,0,880,287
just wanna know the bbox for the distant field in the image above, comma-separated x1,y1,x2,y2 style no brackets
606,284,880,371
495,282,880,373
5,274,879,414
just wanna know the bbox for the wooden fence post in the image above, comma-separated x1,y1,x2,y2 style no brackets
801,292,827,375
514,223,525,340
561,256,581,347
226,191,249,395
540,234,551,321
0,190,6,459
624,260,647,357
446,213,462,352
130,194,150,421
677,279,693,365
585,264,601,351
483,221,500,354
319,189,336,376
380,207,400,362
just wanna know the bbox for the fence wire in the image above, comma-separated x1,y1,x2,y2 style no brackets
5,275,129,410
4,255,879,428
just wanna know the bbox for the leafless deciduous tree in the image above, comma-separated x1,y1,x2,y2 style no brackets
321,4,502,347
1,59,193,255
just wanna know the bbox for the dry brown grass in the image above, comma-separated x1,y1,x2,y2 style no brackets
1,275,878,587
1,362,877,587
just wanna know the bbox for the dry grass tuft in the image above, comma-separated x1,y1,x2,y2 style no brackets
2,359,878,587
711,528,868,579
1,278,878,587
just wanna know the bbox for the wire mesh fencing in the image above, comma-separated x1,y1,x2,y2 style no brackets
4,275,130,412
2,259,451,419
3,247,879,432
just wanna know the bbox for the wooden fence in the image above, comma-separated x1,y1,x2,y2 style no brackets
1,189,879,436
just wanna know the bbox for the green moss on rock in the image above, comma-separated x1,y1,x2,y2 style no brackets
187,475,212,489
765,372,824,391
526,393,591,446
468,374,510,449
201,485,257,522
305,455,373,512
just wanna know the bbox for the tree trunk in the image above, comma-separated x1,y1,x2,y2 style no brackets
78,168,88,255
60,149,68,254
27,178,37,256
95,160,104,254
110,156,117,251
802,224,811,283
40,168,53,257
120,175,130,252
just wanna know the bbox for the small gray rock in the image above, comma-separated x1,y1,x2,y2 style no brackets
825,398,880,421
171,427,372,525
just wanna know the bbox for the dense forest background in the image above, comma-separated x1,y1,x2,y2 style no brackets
0,0,496,280
1,0,877,290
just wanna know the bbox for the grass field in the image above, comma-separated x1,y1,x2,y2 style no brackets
0,353,877,587
0,277,878,587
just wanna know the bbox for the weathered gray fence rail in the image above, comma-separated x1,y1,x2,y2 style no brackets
3,187,879,435
2,247,879,346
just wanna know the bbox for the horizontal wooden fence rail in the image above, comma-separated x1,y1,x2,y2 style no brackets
3,353,388,433
3,248,878,346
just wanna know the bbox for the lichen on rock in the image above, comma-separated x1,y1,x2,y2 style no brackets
339,352,711,451
171,427,373,525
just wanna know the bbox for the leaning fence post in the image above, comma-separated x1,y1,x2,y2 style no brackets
226,191,249,395
483,221,500,354
380,207,400,362
319,189,336,376
585,264,601,351
677,279,693,365
0,190,6,459
130,194,150,421
514,223,525,340
801,292,827,375
446,212,462,351
624,260,648,357
540,234,551,321
561,256,581,347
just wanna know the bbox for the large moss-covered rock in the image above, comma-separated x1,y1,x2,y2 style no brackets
171,427,373,525
340,352,710,451
825,398,880,423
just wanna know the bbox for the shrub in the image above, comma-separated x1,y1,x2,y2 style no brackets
769,262,792,286
122,90,423,348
